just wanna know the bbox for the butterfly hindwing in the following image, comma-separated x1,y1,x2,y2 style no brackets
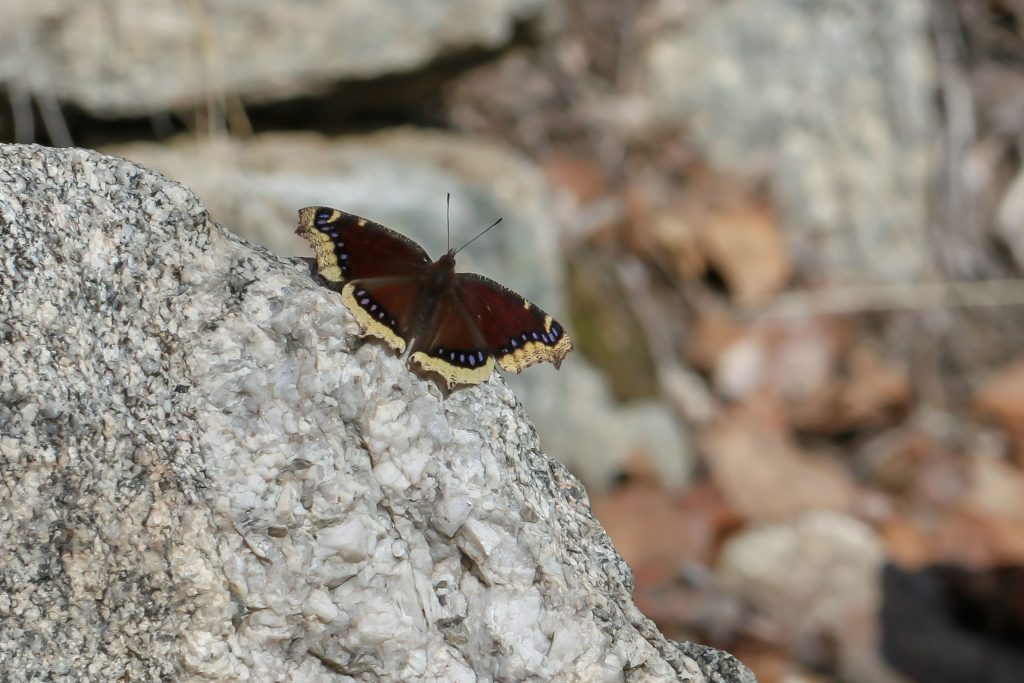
409,297,496,388
296,207,430,284
453,273,572,374
342,278,423,353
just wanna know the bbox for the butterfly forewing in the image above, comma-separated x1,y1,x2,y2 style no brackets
297,207,430,284
298,206,433,353
454,274,572,373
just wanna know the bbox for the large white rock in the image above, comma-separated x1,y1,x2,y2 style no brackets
0,144,751,682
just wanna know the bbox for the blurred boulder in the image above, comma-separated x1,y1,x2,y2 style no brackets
644,0,934,284
717,511,902,683
1,0,551,117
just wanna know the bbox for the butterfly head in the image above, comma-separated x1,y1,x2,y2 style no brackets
426,251,459,292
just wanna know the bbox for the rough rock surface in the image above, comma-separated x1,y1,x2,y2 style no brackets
1,0,549,117
645,0,933,284
0,144,751,681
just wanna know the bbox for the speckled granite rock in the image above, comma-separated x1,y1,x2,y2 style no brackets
0,144,752,682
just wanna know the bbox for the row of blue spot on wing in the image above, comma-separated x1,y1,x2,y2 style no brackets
496,321,564,355
353,288,398,329
316,209,333,225
434,347,488,368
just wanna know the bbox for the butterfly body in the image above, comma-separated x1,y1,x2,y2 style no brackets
297,206,572,389
407,252,458,345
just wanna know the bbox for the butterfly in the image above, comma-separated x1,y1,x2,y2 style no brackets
296,206,573,389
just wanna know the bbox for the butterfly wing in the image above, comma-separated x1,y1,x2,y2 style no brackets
456,273,572,373
340,279,428,353
297,206,430,283
297,206,432,353
409,296,497,389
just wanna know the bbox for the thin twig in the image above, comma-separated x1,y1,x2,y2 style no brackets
9,85,34,143
742,278,1024,319
37,91,72,147
189,0,226,138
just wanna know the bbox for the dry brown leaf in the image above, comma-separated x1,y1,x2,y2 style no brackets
935,510,1024,567
591,483,700,587
702,408,857,522
687,308,745,374
962,454,1024,522
647,210,706,279
541,154,610,203
697,201,791,303
591,480,739,588
972,516,1024,565
975,359,1024,438
881,453,1024,569
888,509,1024,569
788,346,911,434
880,516,936,569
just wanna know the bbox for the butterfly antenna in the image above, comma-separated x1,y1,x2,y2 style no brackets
446,193,451,252
454,217,503,255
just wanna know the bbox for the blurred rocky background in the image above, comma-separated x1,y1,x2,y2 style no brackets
3,1,1024,681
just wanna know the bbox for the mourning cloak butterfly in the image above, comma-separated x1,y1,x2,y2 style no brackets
296,206,573,389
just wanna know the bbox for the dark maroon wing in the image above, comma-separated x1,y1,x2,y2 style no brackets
439,273,572,376
297,206,431,353
408,296,497,389
296,206,431,284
